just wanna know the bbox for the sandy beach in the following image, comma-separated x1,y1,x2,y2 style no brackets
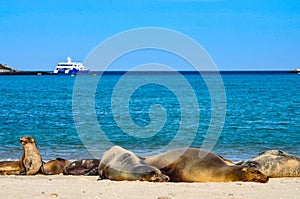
0,176,299,199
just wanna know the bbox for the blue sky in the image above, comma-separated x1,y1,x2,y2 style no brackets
0,0,299,71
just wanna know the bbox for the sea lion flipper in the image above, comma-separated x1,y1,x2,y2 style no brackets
97,176,103,181
84,168,99,176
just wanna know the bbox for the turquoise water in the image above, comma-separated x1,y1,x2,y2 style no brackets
0,72,299,161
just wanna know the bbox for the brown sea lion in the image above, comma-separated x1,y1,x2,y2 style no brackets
0,136,43,175
0,160,25,175
241,150,300,177
144,148,268,183
63,159,100,175
98,146,169,182
218,155,235,166
42,158,71,175
20,136,43,175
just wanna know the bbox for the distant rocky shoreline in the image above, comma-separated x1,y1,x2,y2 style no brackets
0,63,298,75
0,63,53,75
0,71,54,75
0,63,17,73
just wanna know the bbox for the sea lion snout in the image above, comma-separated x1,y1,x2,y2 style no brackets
20,136,26,144
250,171,269,183
254,175,269,183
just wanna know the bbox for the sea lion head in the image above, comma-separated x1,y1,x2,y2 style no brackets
150,173,170,182
20,136,36,145
240,166,269,183
133,166,170,182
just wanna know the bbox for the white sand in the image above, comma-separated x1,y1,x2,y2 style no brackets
0,176,299,199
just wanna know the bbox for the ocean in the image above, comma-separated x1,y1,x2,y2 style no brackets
0,72,299,162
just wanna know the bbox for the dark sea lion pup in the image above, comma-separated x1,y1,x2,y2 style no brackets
63,159,100,175
0,136,43,175
42,158,71,175
144,148,269,183
98,146,169,182
241,150,300,177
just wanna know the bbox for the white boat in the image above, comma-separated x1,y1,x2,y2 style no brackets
53,57,89,74
290,68,300,74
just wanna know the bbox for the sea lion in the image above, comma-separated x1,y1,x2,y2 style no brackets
20,136,43,175
98,146,169,182
63,159,100,175
0,160,25,175
144,148,269,183
42,158,71,175
218,155,235,166
241,150,300,177
0,136,43,175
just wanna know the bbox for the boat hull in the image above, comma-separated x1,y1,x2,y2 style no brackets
54,69,89,75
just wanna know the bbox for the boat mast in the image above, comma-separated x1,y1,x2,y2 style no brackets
67,57,72,63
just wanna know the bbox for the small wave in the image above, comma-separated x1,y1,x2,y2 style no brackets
0,158,19,162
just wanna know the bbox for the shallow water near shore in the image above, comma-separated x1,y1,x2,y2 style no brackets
0,72,299,162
